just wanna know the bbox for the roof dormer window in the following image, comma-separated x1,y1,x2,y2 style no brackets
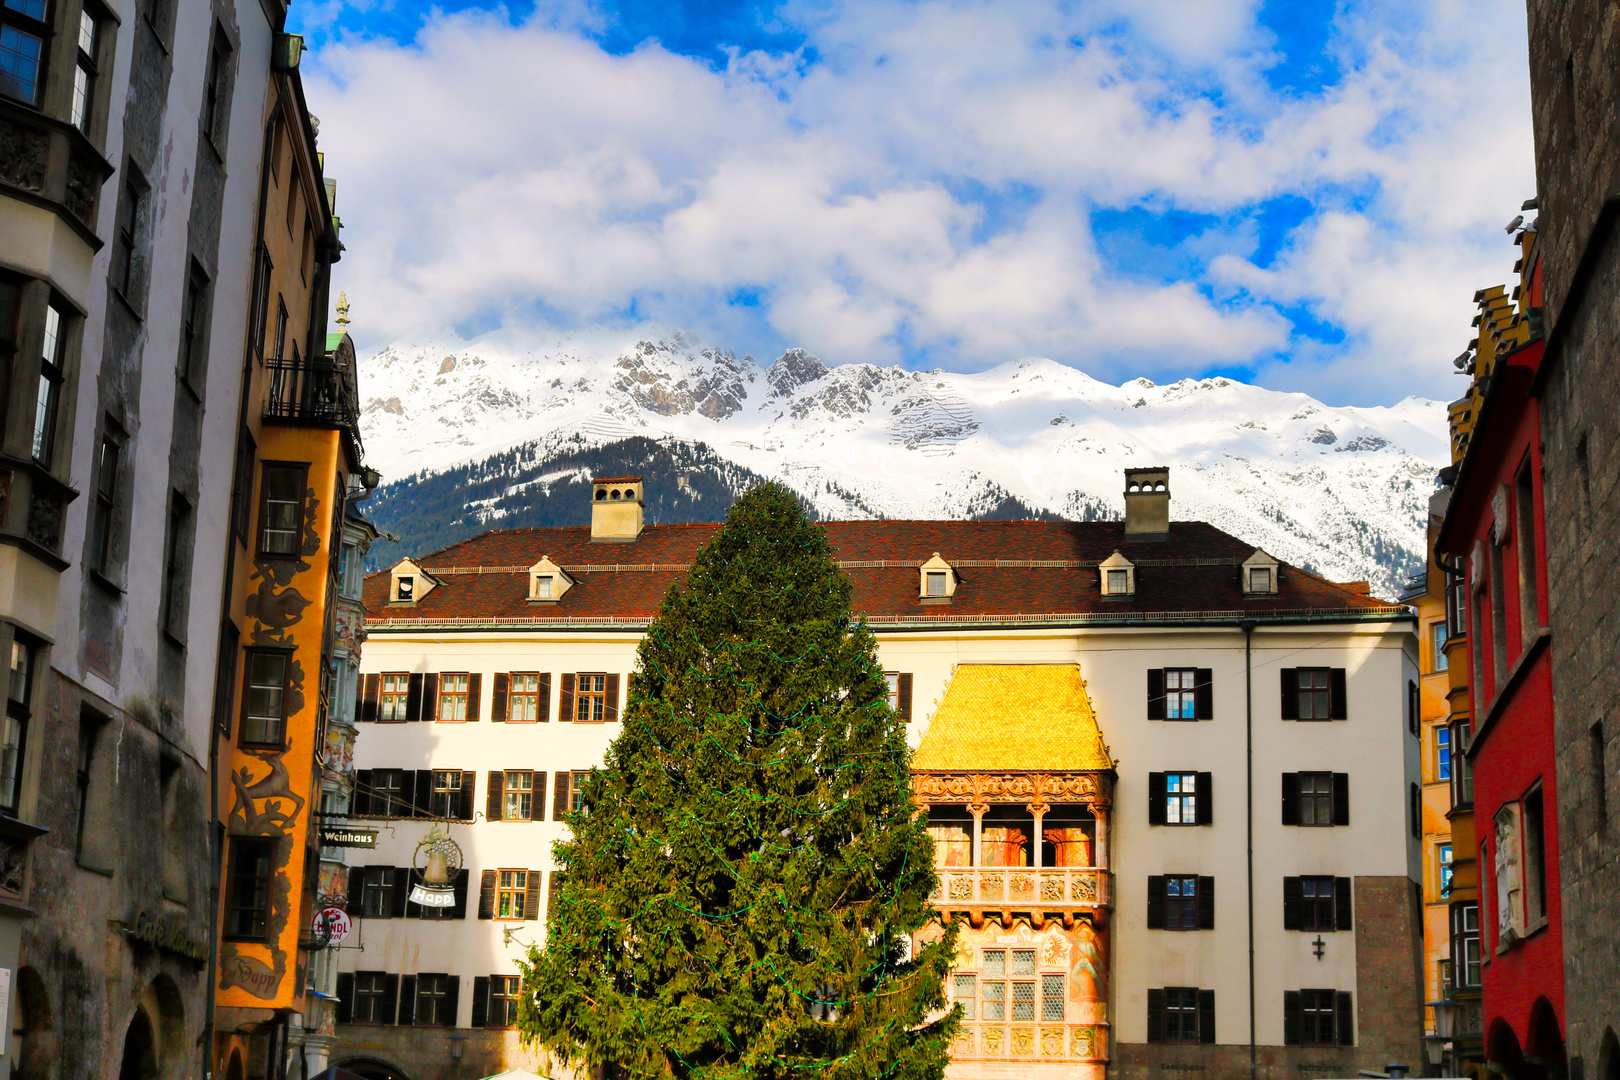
1242,549,1280,596
1099,551,1136,597
388,558,437,605
396,575,414,601
528,556,573,604
918,553,958,604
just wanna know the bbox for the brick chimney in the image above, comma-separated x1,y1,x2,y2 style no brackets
1124,467,1170,540
591,476,644,542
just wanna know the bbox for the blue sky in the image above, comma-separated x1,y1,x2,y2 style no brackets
293,0,1534,405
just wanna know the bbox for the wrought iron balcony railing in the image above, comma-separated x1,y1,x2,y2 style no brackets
264,355,364,456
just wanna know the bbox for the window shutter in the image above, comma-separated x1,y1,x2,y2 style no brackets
405,888,422,920
423,673,440,722
1410,783,1421,838
1330,668,1348,720
1335,877,1353,931
470,976,490,1028
458,772,476,820
477,869,496,919
353,769,374,817
382,974,400,1025
1147,669,1165,720
1283,990,1301,1045
487,772,504,822
1146,875,1165,929
1146,988,1166,1043
1195,668,1214,719
492,673,508,721
450,868,470,919
361,673,379,722
343,868,360,916
539,673,552,721
406,672,424,721
531,772,546,821
444,976,461,1027
559,673,575,722
1408,680,1419,735
335,973,355,1023
1280,669,1299,720
1281,773,1300,825
1199,877,1215,930
1148,772,1167,825
397,975,417,1026
524,870,542,920
1334,773,1351,826
898,673,913,721
1198,989,1215,1044
467,673,481,721
1196,772,1213,825
1335,991,1354,1045
1283,877,1302,930
605,674,620,722
412,770,432,819
391,867,411,918
554,772,569,820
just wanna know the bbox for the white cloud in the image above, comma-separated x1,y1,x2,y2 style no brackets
304,0,1533,404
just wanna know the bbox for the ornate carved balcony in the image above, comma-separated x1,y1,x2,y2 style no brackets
0,97,115,248
932,866,1111,928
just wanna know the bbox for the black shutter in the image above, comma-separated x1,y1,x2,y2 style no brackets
1408,680,1419,735
1198,989,1215,1044
532,772,546,821
450,869,470,919
1335,878,1353,930
1195,668,1213,719
559,673,575,722
1147,669,1166,720
1148,772,1167,825
1411,783,1422,838
470,976,490,1028
1334,773,1350,826
604,674,620,721
1281,773,1300,825
554,772,569,820
353,769,373,817
539,672,552,721
487,771,504,822
1199,877,1215,930
492,673,509,721
422,673,440,722
382,974,399,1025
344,866,360,916
1283,877,1302,930
336,973,355,1023
524,870,542,920
1280,669,1299,720
1330,668,1348,720
459,772,476,821
1196,772,1213,825
477,869,496,920
412,770,432,819
1147,988,1166,1043
1336,991,1354,1045
444,976,461,1027
1146,876,1165,929
898,673,913,721
391,867,410,918
467,674,481,721
1283,991,1301,1045
397,975,417,1026
406,673,424,721
361,673,379,723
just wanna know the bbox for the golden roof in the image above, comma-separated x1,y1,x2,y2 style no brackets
911,664,1114,773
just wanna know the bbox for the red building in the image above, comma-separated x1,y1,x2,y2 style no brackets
1438,229,1565,1080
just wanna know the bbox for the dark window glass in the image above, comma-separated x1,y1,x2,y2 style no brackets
1299,773,1334,826
1299,989,1337,1045
240,650,287,745
1450,902,1480,988
371,769,409,817
0,19,45,106
225,838,273,938
161,493,191,641
178,263,207,386
1301,876,1336,932
1165,876,1199,930
272,297,287,362
1523,789,1547,921
258,464,303,555
487,975,520,1028
1297,668,1332,720
200,31,228,143
360,866,394,918
70,8,97,129
414,973,453,1026
89,432,121,574
1450,721,1474,807
0,635,35,813
31,302,62,465
111,173,144,299
1165,986,1200,1042
353,971,392,1023
430,770,461,819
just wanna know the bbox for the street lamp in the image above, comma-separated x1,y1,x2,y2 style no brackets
1424,998,1460,1073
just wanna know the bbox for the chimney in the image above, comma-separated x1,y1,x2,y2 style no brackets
1123,467,1170,540
591,476,645,542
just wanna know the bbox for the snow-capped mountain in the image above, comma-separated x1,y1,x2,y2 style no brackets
357,330,1449,597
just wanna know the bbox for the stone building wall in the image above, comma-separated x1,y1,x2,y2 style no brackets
1525,2,1620,1077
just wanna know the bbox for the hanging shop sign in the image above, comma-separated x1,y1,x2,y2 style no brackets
313,906,353,946
319,825,378,849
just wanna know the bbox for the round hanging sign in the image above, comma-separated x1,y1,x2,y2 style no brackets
313,906,352,946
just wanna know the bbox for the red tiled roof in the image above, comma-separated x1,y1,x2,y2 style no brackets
363,520,1404,626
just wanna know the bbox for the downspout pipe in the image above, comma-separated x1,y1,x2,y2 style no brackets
1242,618,1257,1080
204,76,286,1080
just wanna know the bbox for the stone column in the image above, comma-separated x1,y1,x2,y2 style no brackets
969,804,987,868
1093,805,1108,869
1028,805,1046,869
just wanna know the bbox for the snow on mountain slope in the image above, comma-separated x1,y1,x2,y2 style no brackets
357,330,1448,597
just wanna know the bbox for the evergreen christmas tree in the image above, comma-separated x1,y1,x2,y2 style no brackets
519,483,958,1080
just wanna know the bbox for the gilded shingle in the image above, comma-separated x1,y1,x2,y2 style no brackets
911,664,1114,773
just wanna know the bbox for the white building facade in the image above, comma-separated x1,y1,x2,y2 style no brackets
329,472,1424,1080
